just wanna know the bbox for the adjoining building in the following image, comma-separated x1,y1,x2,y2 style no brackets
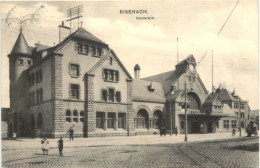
7,24,252,138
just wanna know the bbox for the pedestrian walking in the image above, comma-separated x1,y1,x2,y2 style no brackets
175,126,178,136
41,137,49,155
67,127,74,140
163,126,166,136
160,125,163,136
232,128,236,136
57,137,63,156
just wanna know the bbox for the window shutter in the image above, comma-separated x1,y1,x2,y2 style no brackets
78,65,81,76
102,69,105,79
116,71,119,81
69,84,71,98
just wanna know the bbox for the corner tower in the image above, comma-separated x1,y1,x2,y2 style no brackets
8,28,32,136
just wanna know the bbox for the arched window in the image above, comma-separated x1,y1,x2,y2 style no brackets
187,92,201,113
136,109,149,129
66,110,71,123
80,111,84,123
73,110,78,122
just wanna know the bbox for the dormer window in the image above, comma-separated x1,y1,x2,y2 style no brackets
78,43,89,55
91,46,96,56
148,82,155,92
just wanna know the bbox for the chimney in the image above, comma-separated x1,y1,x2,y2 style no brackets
134,64,141,80
59,21,71,43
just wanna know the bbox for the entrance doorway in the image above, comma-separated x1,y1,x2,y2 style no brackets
191,122,200,133
207,122,213,133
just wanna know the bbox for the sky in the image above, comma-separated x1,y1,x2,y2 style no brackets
1,0,259,110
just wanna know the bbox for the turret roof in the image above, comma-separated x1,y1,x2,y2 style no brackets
10,28,31,56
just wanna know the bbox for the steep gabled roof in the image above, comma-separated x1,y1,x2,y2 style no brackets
46,27,108,54
204,93,223,106
9,29,31,56
216,88,246,102
87,49,132,80
132,80,165,103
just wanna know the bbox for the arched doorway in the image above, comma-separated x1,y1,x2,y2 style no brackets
153,110,163,129
136,109,149,129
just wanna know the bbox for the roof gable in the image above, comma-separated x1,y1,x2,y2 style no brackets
87,49,132,80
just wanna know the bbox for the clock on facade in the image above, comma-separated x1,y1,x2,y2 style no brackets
189,64,194,71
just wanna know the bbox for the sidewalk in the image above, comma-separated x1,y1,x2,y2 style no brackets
2,132,254,150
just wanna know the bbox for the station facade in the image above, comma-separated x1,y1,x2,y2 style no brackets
7,26,251,138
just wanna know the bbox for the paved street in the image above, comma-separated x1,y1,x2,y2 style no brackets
2,133,259,168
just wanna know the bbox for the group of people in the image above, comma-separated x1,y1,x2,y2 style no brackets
160,126,178,136
40,127,74,156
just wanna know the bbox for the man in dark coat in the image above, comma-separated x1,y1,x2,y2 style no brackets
57,137,63,156
67,127,74,140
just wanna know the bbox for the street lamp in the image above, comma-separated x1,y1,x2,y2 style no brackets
239,98,241,137
169,85,175,136
184,81,188,141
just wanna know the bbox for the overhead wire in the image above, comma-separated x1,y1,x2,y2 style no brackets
197,0,240,67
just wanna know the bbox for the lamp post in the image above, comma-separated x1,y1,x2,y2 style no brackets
184,81,188,141
239,98,241,137
170,93,172,136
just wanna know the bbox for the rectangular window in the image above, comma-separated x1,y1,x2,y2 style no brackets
240,112,245,118
116,92,121,102
223,120,229,129
39,88,43,103
234,103,239,109
240,104,245,109
181,121,184,129
28,60,32,66
218,106,221,109
91,46,96,56
107,113,115,129
19,59,23,65
231,120,237,128
70,64,80,77
36,69,42,83
96,112,104,129
78,43,83,53
97,47,101,57
108,89,115,102
103,69,119,82
118,113,125,129
70,84,80,99
83,44,89,54
102,89,107,101
36,90,39,104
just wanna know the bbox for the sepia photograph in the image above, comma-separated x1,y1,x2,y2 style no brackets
1,1,259,167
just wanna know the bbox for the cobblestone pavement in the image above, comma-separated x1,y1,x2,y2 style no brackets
2,136,258,168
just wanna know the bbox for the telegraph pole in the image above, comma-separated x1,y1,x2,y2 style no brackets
184,81,188,141
239,98,241,137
